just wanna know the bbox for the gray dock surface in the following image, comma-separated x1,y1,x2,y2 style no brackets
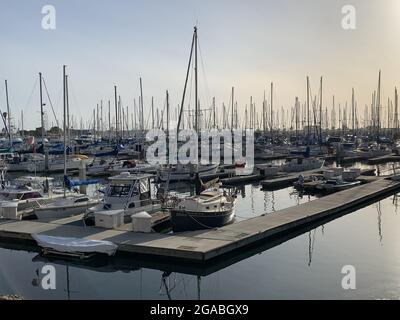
0,178,398,262
367,154,400,164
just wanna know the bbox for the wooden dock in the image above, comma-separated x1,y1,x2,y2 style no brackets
367,154,400,164
0,177,398,263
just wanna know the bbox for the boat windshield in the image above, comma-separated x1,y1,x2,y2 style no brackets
20,192,42,200
326,180,336,184
0,192,23,200
108,185,132,197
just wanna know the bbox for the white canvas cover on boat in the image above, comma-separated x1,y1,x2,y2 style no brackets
32,234,118,256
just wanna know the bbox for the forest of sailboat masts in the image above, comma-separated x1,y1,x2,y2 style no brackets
4,69,399,141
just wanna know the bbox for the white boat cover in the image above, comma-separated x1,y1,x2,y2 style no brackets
32,234,118,256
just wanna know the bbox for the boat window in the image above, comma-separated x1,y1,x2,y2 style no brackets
21,192,42,200
140,180,149,194
0,192,20,200
74,197,89,203
109,185,131,197
128,202,135,208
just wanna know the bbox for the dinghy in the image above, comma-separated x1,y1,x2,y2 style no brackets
32,234,118,257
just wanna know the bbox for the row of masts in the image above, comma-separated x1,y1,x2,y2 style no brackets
1,22,398,143
2,72,399,142
87,75,397,137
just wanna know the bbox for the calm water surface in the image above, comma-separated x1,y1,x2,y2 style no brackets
1,162,400,299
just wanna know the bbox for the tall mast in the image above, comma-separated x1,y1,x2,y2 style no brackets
295,97,299,141
100,100,103,134
250,96,253,129
166,90,170,158
151,97,154,129
66,75,70,149
332,95,335,131
108,100,111,140
352,88,355,134
177,27,196,134
270,82,273,141
194,26,198,133
377,70,381,138
231,87,234,130
263,91,266,132
306,76,310,142
388,98,390,130
21,110,24,135
319,77,322,144
4,80,11,146
140,78,144,131
39,72,45,145
213,97,216,129
114,86,118,140
166,90,170,133
395,87,399,136
63,65,67,197
93,109,96,138
119,96,123,139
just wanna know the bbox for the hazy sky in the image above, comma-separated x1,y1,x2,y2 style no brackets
1,0,400,130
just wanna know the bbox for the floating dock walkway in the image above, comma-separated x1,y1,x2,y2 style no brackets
260,168,375,190
367,154,400,164
0,178,398,263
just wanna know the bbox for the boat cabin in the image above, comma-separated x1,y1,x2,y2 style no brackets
103,172,153,210
0,190,43,201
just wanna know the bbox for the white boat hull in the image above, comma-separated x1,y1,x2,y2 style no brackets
158,164,219,182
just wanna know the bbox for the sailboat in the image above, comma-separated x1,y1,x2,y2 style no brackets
169,173,236,232
155,27,220,183
34,66,101,220
168,27,236,232
157,163,218,182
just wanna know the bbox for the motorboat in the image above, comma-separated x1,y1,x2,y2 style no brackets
316,179,361,192
84,172,161,223
281,157,324,173
0,176,75,219
34,195,101,220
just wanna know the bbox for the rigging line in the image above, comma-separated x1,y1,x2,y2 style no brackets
186,56,195,129
157,95,167,129
42,77,60,128
197,38,212,109
68,82,84,124
23,78,38,110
